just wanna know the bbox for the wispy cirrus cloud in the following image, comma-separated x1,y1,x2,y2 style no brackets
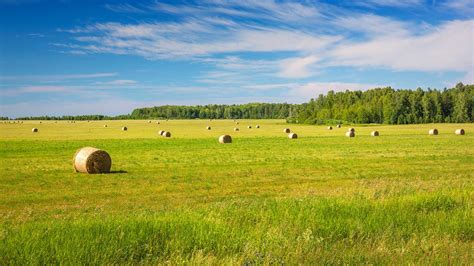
0,72,118,82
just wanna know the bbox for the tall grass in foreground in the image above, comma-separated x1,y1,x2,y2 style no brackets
1,194,472,264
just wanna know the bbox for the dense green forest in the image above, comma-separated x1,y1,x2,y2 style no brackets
130,103,296,120
290,83,473,124
10,83,473,124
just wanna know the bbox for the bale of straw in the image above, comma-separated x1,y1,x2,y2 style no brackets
348,128,355,132
371,131,380,136
158,130,165,135
235,122,239,125
104,125,107,128
148,121,151,123
455,129,465,135
32,128,38,133
346,131,355,137
429,129,438,135
206,126,211,130
234,128,239,131
328,126,333,130
219,135,232,144
256,125,260,128
122,127,128,131
288,133,298,139
283,128,291,133
73,147,111,174
162,131,171,137
156,121,160,124
248,126,252,129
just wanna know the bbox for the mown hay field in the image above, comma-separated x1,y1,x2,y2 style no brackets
0,120,473,264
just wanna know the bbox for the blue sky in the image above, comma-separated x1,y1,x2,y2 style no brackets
0,0,473,117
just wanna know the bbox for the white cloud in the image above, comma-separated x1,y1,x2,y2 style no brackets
330,20,474,72
352,0,424,8
279,55,320,78
95,79,137,85
443,0,474,12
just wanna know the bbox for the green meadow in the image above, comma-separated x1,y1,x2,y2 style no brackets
0,120,473,264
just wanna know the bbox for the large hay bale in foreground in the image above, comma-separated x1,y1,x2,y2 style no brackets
234,128,239,131
73,147,111,174
328,126,333,130
346,131,355,137
455,129,465,135
32,128,38,133
288,133,298,139
429,129,438,135
219,135,232,144
162,131,171,137
122,127,128,131
206,126,211,130
371,131,379,137
283,128,291,133
348,127,355,132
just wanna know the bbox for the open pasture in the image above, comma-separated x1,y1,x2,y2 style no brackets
0,120,473,264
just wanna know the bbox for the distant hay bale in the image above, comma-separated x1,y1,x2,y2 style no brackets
32,128,38,133
256,125,260,128
158,130,165,135
288,133,298,139
348,128,355,132
336,124,341,128
219,135,232,144
283,128,291,133
328,126,333,130
234,128,239,131
104,125,107,128
346,131,355,137
162,131,171,137
39,121,42,124
73,147,111,174
122,127,127,131
247,125,252,129
156,121,160,124
455,129,465,135
235,122,239,125
148,121,151,123
429,129,438,135
371,131,380,137
206,126,211,130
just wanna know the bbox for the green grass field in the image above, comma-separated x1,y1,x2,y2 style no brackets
0,120,473,264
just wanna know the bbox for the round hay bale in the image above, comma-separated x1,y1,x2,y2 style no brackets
337,124,341,128
39,121,42,124
455,129,465,135
158,130,165,135
235,122,239,125
283,128,291,133
73,147,111,174
234,128,239,131
429,129,438,135
206,126,211,130
256,125,260,128
288,133,298,139
371,131,379,137
328,126,333,130
162,131,171,137
103,125,108,128
156,121,160,124
346,131,355,137
348,128,355,132
122,126,128,131
32,128,38,133
247,125,252,129
219,135,232,144
148,120,151,123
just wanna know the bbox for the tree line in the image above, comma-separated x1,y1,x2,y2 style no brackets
289,83,473,124
9,83,473,124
